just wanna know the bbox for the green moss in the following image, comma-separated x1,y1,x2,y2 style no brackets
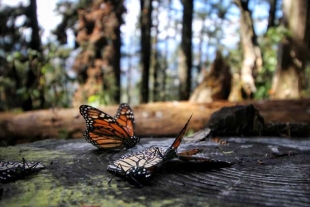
0,145,72,162
0,141,235,207
1,170,186,207
2,175,109,206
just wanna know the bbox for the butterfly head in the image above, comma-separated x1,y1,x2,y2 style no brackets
163,147,178,161
125,135,140,149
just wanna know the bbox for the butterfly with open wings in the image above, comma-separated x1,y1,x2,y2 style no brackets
79,104,140,150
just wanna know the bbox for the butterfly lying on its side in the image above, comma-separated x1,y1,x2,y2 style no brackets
79,104,140,150
107,114,233,187
108,115,225,187
0,158,45,183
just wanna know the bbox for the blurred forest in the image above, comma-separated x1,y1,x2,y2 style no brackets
0,0,309,112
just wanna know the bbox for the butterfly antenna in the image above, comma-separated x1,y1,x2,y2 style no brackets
137,141,145,148
108,173,116,186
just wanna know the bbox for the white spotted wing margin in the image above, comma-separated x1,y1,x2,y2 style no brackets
79,104,139,150
0,158,45,183
107,147,166,187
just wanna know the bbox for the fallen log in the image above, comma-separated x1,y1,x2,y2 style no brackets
1,137,310,206
0,99,310,145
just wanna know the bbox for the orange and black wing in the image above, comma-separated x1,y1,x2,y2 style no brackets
163,114,192,160
80,105,133,150
170,114,192,150
114,103,135,137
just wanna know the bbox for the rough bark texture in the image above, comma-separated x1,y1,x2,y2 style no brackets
1,99,310,145
190,51,231,103
234,0,263,99
1,137,310,206
179,0,193,100
72,1,125,106
140,0,152,103
270,0,310,99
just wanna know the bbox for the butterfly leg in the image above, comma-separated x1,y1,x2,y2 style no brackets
154,147,164,159
108,173,117,186
22,157,27,169
128,174,143,188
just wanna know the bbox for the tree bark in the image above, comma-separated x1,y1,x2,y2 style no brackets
71,1,125,106
267,0,277,30
160,0,172,101
179,0,193,100
234,0,263,99
151,1,160,102
190,51,231,103
140,0,153,103
23,0,43,111
270,0,310,99
2,137,310,207
111,1,124,103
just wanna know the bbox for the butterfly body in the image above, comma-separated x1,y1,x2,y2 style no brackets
0,158,45,183
80,104,140,150
107,115,193,187
107,146,165,187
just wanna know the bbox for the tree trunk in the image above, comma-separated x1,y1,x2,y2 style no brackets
126,37,134,104
196,4,208,77
140,0,153,103
23,0,43,111
270,0,310,99
267,0,277,30
111,1,124,103
160,1,172,101
151,1,160,102
71,1,125,106
179,0,193,100
28,0,41,51
190,51,231,103
234,0,263,99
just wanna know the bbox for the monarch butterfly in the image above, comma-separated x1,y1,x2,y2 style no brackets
107,147,165,187
163,114,193,160
79,104,140,150
107,115,193,187
0,158,45,183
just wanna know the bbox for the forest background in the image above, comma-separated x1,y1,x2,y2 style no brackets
0,0,309,112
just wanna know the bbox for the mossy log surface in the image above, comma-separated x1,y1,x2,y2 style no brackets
1,136,310,207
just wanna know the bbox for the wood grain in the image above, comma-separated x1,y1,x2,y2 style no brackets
1,137,310,206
